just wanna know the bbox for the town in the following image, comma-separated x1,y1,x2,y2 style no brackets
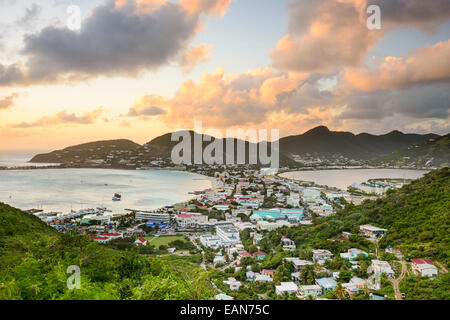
24,165,444,301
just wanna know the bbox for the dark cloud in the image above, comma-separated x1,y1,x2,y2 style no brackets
340,83,450,120
0,0,201,85
370,0,450,32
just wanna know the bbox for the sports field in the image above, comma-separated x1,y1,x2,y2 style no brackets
144,235,186,247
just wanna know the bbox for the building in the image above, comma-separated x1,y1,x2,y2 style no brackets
134,237,148,246
368,260,394,277
223,277,242,291
256,220,292,231
281,238,296,251
275,282,298,296
340,248,369,261
360,225,387,238
215,293,234,300
90,236,110,243
252,251,267,260
216,224,241,247
175,213,208,228
213,255,227,265
316,278,338,292
284,258,314,271
199,235,222,249
312,249,334,263
298,285,322,298
250,208,303,222
135,212,170,223
411,259,438,277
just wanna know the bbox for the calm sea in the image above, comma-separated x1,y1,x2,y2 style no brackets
0,150,57,167
0,168,211,213
281,169,429,190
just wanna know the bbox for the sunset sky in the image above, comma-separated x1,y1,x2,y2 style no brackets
0,0,449,150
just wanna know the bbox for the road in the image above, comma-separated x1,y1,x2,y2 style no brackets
389,260,407,300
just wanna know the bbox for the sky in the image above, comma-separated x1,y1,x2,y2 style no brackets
0,0,449,150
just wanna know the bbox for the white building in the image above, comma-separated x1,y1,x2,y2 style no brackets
175,213,208,228
223,277,242,291
368,260,394,277
135,212,170,222
281,238,296,251
360,225,387,238
285,258,314,271
200,235,222,249
411,259,438,277
216,224,241,246
298,285,322,298
276,282,298,296
312,249,334,264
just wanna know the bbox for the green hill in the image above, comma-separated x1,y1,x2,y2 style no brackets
272,168,449,265
30,139,141,164
371,134,450,168
0,203,215,300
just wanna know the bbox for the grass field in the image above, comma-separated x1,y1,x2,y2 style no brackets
144,235,186,247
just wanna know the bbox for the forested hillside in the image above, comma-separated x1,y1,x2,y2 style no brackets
0,203,215,300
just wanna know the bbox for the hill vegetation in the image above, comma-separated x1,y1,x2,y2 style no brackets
371,134,450,168
0,203,215,300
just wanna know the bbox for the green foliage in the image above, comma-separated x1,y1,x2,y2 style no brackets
0,203,216,300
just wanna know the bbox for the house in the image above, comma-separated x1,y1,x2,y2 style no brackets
411,259,438,277
261,269,275,278
167,248,176,254
284,258,314,271
368,260,394,277
134,237,148,246
252,251,267,260
312,249,333,264
349,276,366,289
342,283,360,295
275,282,298,296
360,224,387,238
340,248,369,261
213,255,227,265
281,238,296,251
316,278,338,292
298,285,323,298
223,277,242,291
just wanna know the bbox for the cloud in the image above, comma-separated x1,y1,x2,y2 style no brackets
16,3,42,28
180,0,232,16
0,0,232,86
181,43,213,74
128,67,340,128
371,0,450,32
343,40,450,91
9,107,106,128
270,0,450,74
128,96,167,116
270,0,382,73
339,83,450,120
0,93,18,110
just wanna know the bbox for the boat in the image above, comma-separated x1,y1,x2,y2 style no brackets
112,193,122,201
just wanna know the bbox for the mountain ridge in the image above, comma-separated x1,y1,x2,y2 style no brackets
28,126,443,166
